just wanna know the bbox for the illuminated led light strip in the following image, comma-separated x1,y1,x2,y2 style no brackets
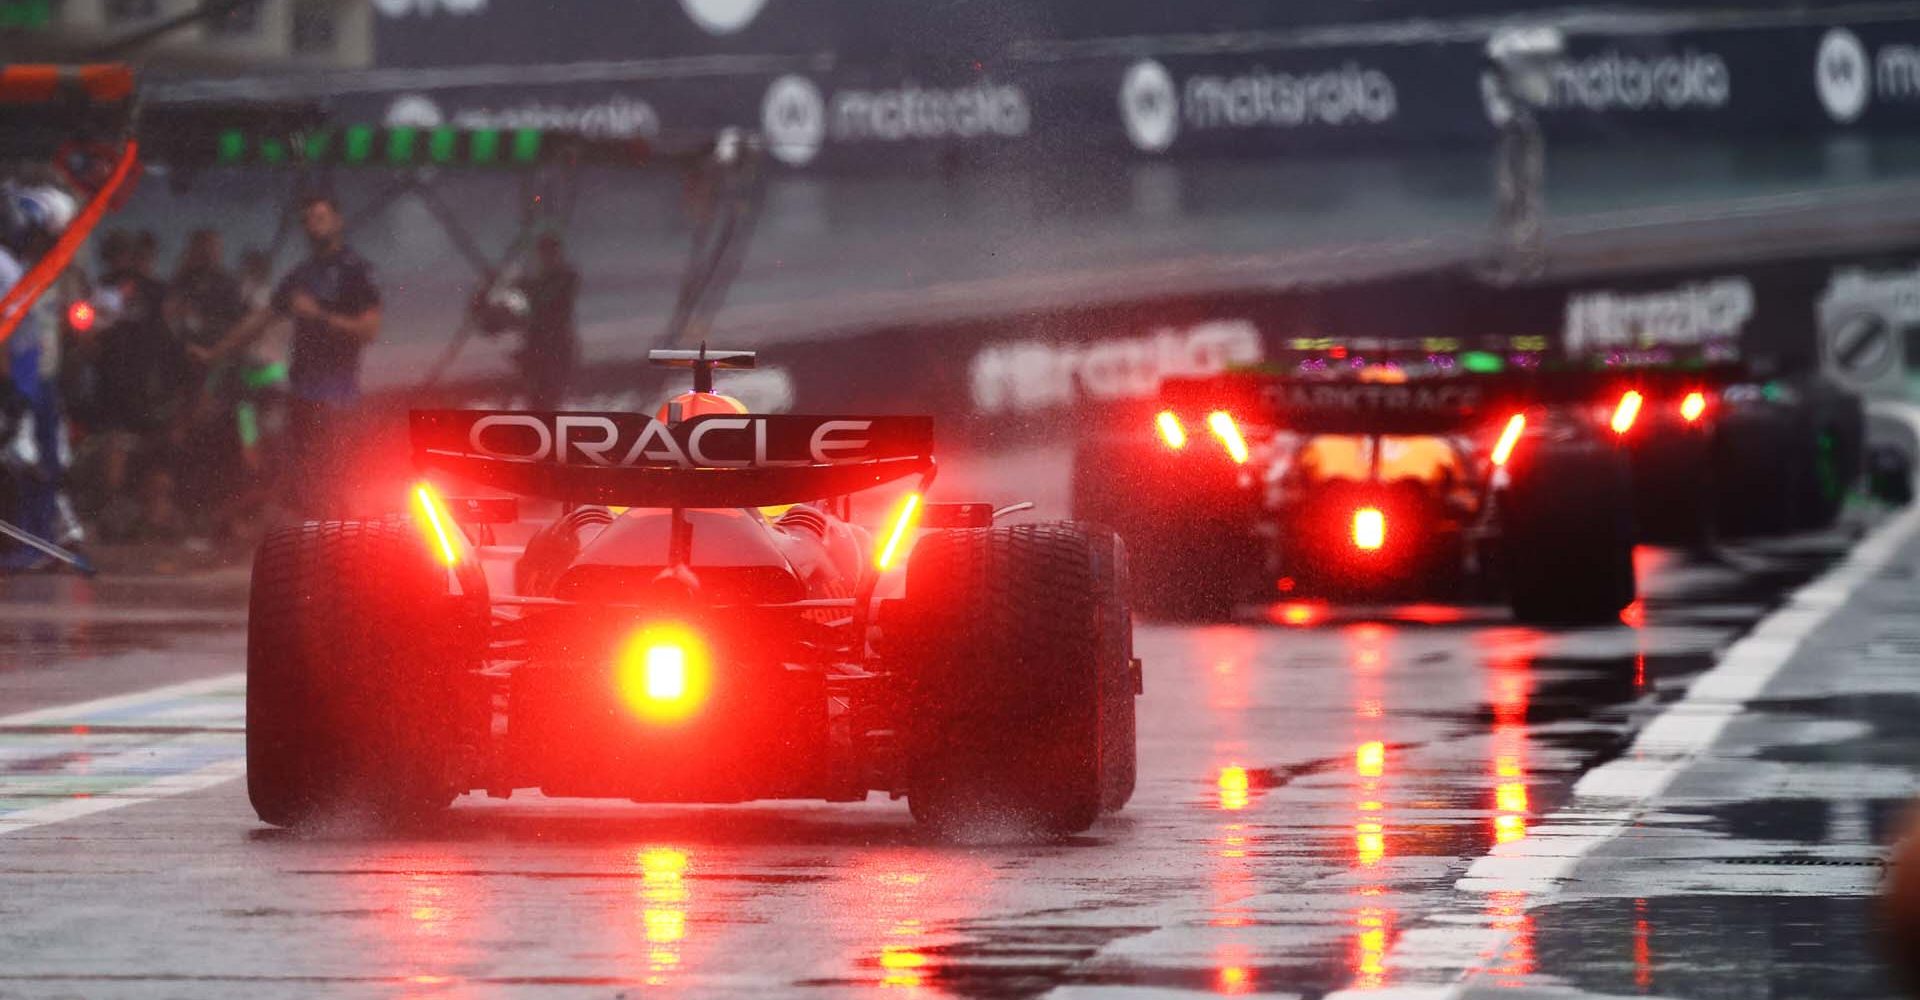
1610,390,1644,435
1490,413,1526,467
875,492,923,570
412,483,461,566
1155,410,1187,450
1207,411,1250,465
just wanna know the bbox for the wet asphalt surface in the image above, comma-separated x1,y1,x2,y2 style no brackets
0,515,1898,1000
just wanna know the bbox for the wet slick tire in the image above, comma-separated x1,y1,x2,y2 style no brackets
1503,440,1637,626
904,523,1136,837
247,519,484,828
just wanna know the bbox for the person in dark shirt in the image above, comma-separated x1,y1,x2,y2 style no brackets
515,234,579,410
166,229,250,529
166,229,245,354
87,229,191,538
200,195,381,514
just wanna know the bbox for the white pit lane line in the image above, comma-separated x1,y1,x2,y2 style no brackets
1322,400,1920,1000
0,671,246,837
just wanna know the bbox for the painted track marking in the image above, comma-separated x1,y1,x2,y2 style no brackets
0,671,245,836
1325,401,1920,999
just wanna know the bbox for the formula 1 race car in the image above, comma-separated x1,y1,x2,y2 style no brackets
1071,368,1687,624
1611,371,1866,545
245,349,1139,836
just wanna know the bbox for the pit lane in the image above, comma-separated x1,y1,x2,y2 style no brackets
0,443,1876,999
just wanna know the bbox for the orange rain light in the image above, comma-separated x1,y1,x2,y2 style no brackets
616,624,711,723
1610,390,1644,435
1207,411,1251,465
1155,410,1188,450
1351,507,1385,551
1490,413,1526,467
875,492,924,570
410,482,461,566
1679,391,1708,423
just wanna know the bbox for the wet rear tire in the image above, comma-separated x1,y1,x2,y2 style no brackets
247,519,486,828
903,523,1136,836
1504,439,1637,626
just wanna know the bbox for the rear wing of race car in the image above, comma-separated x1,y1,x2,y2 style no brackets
1158,366,1748,436
410,410,934,508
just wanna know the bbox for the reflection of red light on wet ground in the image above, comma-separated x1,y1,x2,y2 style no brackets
1270,602,1324,627
1394,603,1467,625
1355,822,1385,866
1485,890,1535,984
1620,599,1646,628
1634,898,1653,991
1216,963,1254,994
1355,741,1385,777
638,848,690,983
880,937,929,990
1351,905,1391,989
1489,659,1531,846
1634,652,1647,690
1218,766,1250,811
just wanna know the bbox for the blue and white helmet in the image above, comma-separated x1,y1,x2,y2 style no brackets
0,184,77,253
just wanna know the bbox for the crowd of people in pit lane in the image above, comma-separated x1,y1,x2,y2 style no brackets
0,182,580,571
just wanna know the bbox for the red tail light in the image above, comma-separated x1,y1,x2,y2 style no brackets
1491,413,1526,467
1610,391,1644,435
1352,507,1385,551
1679,391,1707,423
1155,410,1187,450
875,492,923,570
1207,411,1250,465
616,623,710,723
410,482,461,566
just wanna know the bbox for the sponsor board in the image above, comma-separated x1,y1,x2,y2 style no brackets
1819,262,1919,391
382,93,660,140
1816,25,1920,124
374,0,485,16
969,320,1264,413
679,0,769,35
417,410,930,469
1481,44,1731,125
1563,277,1755,355
762,74,1031,167
1119,56,1399,152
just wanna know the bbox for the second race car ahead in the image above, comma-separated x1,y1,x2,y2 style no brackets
246,349,1139,837
1072,368,1663,625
